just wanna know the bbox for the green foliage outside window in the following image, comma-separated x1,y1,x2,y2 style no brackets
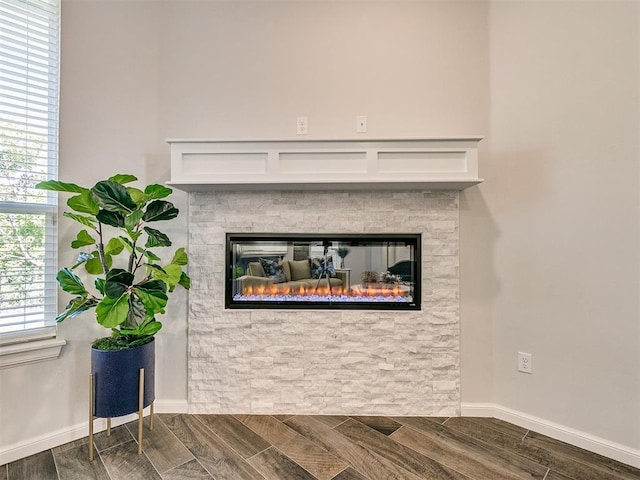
0,121,51,331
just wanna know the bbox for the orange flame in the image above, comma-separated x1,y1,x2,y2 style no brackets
241,282,408,300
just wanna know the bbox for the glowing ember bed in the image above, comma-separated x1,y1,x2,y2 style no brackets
226,233,421,310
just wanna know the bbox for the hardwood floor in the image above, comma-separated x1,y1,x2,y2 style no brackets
2,415,638,480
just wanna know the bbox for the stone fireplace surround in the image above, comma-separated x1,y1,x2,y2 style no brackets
172,138,481,416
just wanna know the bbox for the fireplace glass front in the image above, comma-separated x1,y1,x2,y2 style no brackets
226,233,421,310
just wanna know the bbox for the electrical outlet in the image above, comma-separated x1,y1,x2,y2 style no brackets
296,116,308,135
518,352,532,374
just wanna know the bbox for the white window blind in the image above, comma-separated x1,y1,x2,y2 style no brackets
0,0,59,338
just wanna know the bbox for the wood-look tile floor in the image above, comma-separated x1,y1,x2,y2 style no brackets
2,415,639,480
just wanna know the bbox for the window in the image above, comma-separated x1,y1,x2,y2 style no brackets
0,0,60,350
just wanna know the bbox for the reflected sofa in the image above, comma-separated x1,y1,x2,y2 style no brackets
239,259,345,292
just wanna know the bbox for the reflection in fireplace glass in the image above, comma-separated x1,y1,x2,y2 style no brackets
226,234,421,310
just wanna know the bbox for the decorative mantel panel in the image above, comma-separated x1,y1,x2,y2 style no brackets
167,137,482,192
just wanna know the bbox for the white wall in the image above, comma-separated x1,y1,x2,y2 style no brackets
1,0,638,463
488,1,639,450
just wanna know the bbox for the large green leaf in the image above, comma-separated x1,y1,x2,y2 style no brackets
91,181,137,214
70,230,95,249
128,230,142,243
118,236,134,253
136,279,167,293
144,184,172,200
63,212,97,230
85,256,103,275
144,226,172,247
56,296,99,322
143,200,179,222
134,280,167,313
144,264,166,277
104,269,134,298
138,248,160,261
95,278,106,295
96,209,124,228
104,237,125,256
133,287,168,315
171,247,188,266
36,180,86,194
85,252,112,275
96,294,130,328
125,209,144,231
123,293,147,329
67,190,99,215
106,268,134,283
108,174,138,184
138,320,162,336
56,268,87,296
178,271,191,290
119,318,162,337
151,263,182,288
127,187,147,206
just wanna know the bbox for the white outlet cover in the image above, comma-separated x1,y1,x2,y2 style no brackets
518,351,532,374
296,116,308,135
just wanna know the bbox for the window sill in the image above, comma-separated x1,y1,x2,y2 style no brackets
0,337,66,369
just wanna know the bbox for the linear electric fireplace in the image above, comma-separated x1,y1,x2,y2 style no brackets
226,233,421,310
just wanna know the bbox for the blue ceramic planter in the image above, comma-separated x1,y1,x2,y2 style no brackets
91,339,155,418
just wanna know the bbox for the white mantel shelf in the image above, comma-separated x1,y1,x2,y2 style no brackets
167,137,483,192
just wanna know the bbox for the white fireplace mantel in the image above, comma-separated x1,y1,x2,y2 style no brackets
167,137,483,191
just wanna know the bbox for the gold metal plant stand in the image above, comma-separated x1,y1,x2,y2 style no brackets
88,368,154,461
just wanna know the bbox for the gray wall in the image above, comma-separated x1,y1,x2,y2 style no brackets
0,0,637,460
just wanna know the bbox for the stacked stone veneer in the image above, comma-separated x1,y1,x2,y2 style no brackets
187,190,460,415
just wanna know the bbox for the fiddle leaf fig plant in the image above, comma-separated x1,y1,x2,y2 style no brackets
36,174,190,350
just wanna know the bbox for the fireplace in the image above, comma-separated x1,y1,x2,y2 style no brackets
226,233,421,310
168,137,481,415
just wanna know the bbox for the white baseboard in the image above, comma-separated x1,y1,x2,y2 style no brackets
0,399,188,466
154,399,189,414
461,402,640,469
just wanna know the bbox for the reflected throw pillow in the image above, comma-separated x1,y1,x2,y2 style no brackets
259,258,287,284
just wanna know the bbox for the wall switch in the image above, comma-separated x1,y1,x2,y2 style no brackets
518,352,532,374
296,116,308,135
356,115,367,133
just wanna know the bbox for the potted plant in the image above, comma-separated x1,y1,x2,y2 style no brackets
36,174,190,424
335,246,350,269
